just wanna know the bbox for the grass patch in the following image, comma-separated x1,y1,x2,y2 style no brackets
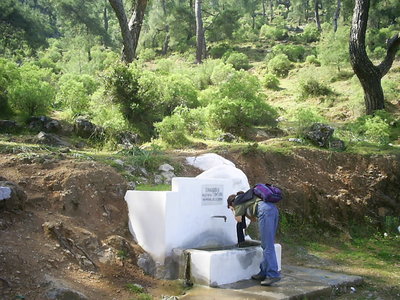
136,184,171,191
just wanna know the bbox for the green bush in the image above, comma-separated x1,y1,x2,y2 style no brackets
301,24,320,43
299,79,334,98
344,111,393,145
224,52,251,70
210,62,236,85
174,106,208,138
305,55,321,66
8,64,55,119
207,71,278,135
209,43,233,59
56,74,98,118
267,54,292,77
271,44,306,62
263,73,280,90
259,25,288,41
154,114,190,147
290,107,327,137
0,58,20,118
370,46,386,60
138,48,157,61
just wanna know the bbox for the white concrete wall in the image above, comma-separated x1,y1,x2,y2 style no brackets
125,177,238,264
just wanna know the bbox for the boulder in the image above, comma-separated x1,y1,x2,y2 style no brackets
27,116,62,133
74,118,104,138
37,131,72,147
0,180,27,211
304,123,334,148
117,131,140,148
0,120,20,133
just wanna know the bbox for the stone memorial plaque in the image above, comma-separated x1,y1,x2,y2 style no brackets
201,184,223,205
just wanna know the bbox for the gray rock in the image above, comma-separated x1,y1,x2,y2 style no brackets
329,139,346,151
28,116,61,133
0,186,12,200
44,275,88,300
304,123,334,148
161,171,175,184
127,181,136,190
0,120,20,132
117,131,140,148
159,164,174,172
217,133,236,143
154,175,164,185
37,132,72,147
74,118,103,138
137,252,156,276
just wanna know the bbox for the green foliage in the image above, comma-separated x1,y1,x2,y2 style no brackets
206,9,240,42
224,52,251,70
119,145,165,172
299,79,334,99
207,71,278,136
289,107,327,137
0,58,20,118
154,114,190,147
174,106,208,138
263,73,280,90
138,48,157,62
267,54,293,78
126,283,144,293
7,64,55,119
344,111,393,145
271,44,306,62
56,74,98,118
209,43,233,59
317,26,350,71
210,62,236,85
301,24,321,43
259,25,288,41
305,55,321,66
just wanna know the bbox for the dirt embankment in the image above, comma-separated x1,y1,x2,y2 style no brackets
1,149,399,299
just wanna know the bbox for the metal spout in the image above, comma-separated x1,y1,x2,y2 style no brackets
211,215,227,222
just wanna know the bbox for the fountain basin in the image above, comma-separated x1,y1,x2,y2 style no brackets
184,242,281,286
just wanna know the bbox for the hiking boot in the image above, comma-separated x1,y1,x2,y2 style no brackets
260,277,281,286
251,273,266,281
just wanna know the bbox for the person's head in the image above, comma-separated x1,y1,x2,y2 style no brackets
227,194,236,209
226,191,244,209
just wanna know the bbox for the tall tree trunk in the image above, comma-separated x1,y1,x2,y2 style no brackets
333,0,341,32
195,0,206,64
314,0,321,31
269,0,274,22
161,0,170,55
108,0,148,64
349,0,400,115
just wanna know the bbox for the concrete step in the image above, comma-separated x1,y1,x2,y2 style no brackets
180,265,363,300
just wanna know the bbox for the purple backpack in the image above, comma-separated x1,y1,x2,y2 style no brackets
253,183,282,203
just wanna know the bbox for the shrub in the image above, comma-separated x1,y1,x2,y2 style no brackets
267,54,292,77
0,58,20,118
301,24,320,43
263,73,280,90
272,44,306,62
370,46,386,60
157,74,199,115
305,55,321,66
174,106,208,138
207,71,278,135
8,64,54,119
299,79,334,98
209,43,233,59
154,114,189,146
290,107,327,137
210,62,236,85
259,25,288,41
56,74,98,118
224,52,251,70
138,48,157,61
344,111,393,145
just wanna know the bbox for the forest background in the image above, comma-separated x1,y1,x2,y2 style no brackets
1,1,400,299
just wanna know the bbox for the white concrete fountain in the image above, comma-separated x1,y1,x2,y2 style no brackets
124,154,281,286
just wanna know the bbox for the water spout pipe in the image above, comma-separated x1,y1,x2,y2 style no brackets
211,215,227,222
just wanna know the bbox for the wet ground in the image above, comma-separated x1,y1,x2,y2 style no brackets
180,265,363,300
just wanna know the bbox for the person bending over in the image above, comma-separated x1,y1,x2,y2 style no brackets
227,192,281,286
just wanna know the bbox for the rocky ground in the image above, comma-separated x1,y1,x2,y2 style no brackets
0,137,399,299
